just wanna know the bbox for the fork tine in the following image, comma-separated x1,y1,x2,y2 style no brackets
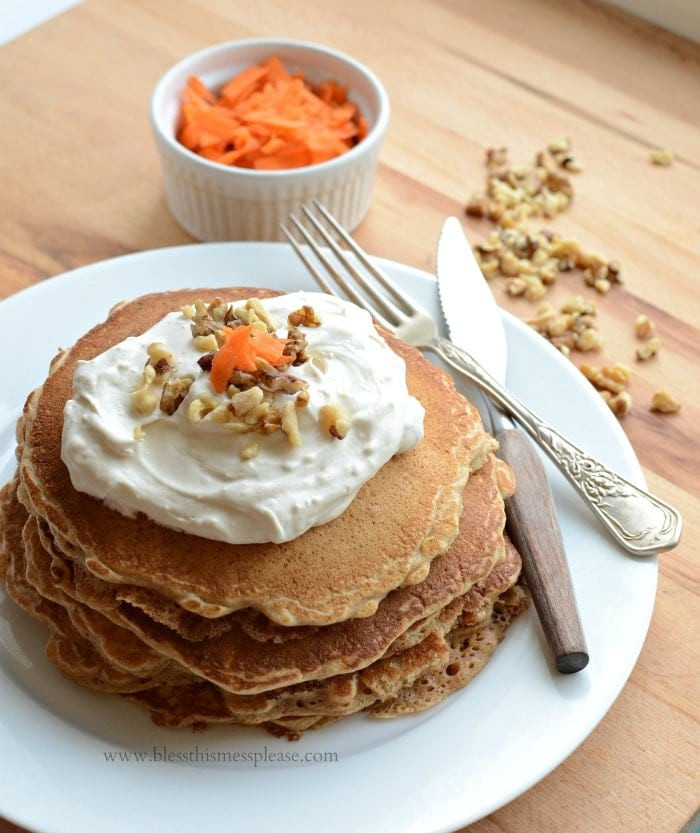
286,212,396,331
311,200,415,316
300,205,405,327
280,223,334,295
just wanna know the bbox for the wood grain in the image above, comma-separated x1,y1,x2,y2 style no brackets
0,1,698,831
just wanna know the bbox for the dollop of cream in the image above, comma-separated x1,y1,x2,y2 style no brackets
61,291,424,544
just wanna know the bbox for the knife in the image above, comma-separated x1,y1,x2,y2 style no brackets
436,216,589,674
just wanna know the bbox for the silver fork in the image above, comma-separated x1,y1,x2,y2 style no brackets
281,201,682,557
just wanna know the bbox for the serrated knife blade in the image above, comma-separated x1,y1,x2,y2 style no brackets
436,216,507,385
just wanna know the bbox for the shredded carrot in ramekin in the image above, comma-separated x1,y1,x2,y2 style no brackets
177,55,367,170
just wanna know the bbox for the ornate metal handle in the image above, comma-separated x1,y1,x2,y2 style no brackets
429,336,682,556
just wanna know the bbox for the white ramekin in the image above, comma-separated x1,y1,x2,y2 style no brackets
150,38,390,242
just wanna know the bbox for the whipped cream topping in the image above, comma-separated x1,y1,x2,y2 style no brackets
61,291,425,544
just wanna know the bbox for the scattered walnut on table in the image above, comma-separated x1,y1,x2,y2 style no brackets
650,390,681,413
634,314,655,340
526,296,604,356
650,148,673,166
636,337,662,361
607,390,633,418
465,139,680,423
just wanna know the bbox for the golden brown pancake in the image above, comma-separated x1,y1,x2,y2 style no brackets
4,476,525,725
15,457,514,694
120,580,528,730
9,523,525,727
17,288,496,626
0,286,532,737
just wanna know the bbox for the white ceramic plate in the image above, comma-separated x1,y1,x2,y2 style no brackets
0,244,656,833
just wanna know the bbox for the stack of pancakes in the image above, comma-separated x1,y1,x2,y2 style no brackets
0,288,529,737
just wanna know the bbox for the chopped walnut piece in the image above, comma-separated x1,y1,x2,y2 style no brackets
232,304,263,328
650,148,673,166
260,408,283,435
226,369,259,390
607,391,632,418
146,342,174,380
147,342,173,364
603,363,632,384
319,404,350,439
229,386,264,417
522,274,547,301
650,390,681,413
284,326,309,365
525,304,556,332
547,136,571,155
197,352,215,372
190,316,221,339
225,420,255,434
244,401,272,426
281,401,301,446
207,404,233,424
486,146,509,168
207,297,228,321
634,314,655,340
288,305,322,327
160,377,194,415
505,277,527,297
561,296,596,315
636,337,662,361
194,334,218,352
246,298,279,332
547,314,575,337
240,441,260,460
255,358,309,399
188,395,216,423
580,363,628,394
131,385,159,416
575,328,603,352
560,156,584,173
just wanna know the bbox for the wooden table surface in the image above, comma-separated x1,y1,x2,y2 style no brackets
0,1,698,831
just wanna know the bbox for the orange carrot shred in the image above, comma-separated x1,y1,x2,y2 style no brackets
209,325,291,393
177,56,365,170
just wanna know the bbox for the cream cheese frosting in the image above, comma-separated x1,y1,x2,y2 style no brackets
61,291,425,544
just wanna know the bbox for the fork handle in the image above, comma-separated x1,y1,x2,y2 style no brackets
429,336,682,556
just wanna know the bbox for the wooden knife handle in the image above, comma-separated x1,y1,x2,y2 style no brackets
495,427,589,674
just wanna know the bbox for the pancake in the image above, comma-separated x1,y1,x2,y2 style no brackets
4,481,525,724
17,288,495,627
0,285,532,737
10,525,525,726
15,457,514,694
121,580,528,730
370,584,529,718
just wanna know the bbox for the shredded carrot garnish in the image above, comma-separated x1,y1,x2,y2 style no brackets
177,56,367,170
210,325,292,392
